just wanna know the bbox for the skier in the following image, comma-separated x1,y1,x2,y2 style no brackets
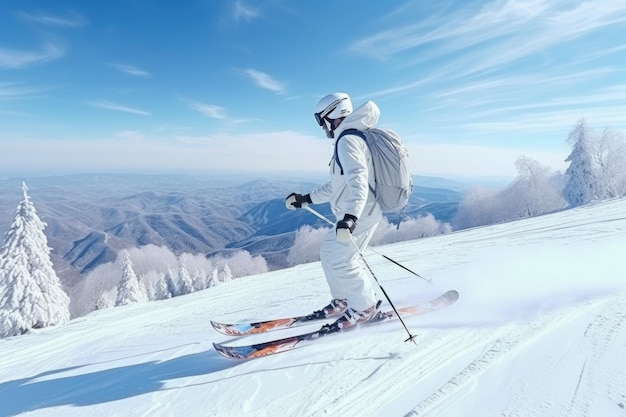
286,92,384,331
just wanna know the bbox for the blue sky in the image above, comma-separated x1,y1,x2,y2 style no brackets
1,0,626,177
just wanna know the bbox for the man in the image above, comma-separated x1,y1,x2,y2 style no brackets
285,92,383,330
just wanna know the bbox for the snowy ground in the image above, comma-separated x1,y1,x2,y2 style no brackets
1,198,625,417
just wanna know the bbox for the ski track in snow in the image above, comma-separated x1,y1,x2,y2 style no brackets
404,292,626,417
0,199,625,417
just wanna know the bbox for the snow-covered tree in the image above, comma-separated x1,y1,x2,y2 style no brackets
115,250,148,306
451,186,501,230
451,157,565,230
225,251,268,278
95,293,114,310
287,225,330,266
217,264,233,284
502,156,565,217
154,274,172,300
177,259,194,295
145,279,157,301
0,182,70,337
193,269,209,292
563,119,597,206
371,214,451,245
589,127,626,199
164,268,179,297
211,268,219,287
72,244,268,315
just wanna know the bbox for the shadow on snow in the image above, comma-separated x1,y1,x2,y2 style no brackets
0,349,234,417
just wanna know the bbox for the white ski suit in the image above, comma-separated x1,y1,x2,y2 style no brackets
309,100,383,311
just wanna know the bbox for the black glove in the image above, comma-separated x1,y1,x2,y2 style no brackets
285,193,312,210
336,214,358,243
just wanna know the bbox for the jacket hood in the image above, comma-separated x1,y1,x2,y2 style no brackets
334,100,380,138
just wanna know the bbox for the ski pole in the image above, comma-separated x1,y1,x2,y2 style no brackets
304,206,431,283
304,206,419,343
350,238,418,344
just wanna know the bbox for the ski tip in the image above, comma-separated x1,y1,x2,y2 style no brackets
210,320,230,335
211,320,251,336
210,319,225,328
212,341,225,354
438,289,460,303
213,342,245,360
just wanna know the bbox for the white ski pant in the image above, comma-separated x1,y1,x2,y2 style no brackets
319,213,381,312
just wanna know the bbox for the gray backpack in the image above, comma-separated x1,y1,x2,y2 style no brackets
335,128,413,212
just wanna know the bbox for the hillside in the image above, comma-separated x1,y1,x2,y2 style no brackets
0,198,624,416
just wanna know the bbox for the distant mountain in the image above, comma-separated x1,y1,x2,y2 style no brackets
0,173,470,282
224,179,465,268
413,176,470,192
65,231,118,276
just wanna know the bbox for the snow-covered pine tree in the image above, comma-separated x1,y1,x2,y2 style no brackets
95,293,113,310
177,259,194,295
210,268,219,287
218,264,233,283
563,119,597,207
154,273,172,300
145,280,157,301
164,268,178,297
193,269,209,292
0,182,70,337
115,250,148,306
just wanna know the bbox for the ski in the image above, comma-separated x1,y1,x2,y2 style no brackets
211,310,337,336
213,289,459,360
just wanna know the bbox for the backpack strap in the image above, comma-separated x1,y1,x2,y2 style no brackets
334,128,365,175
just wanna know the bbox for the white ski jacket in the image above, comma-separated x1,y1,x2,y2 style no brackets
310,100,383,222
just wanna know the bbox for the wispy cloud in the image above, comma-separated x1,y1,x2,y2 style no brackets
243,69,286,94
352,0,626,82
431,68,618,105
0,42,64,69
468,85,626,119
90,100,150,116
16,10,87,27
460,105,626,136
0,82,48,100
361,75,438,100
190,101,226,119
579,44,626,62
234,1,260,22
111,64,151,77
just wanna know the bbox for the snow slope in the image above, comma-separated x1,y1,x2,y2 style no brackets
1,199,625,417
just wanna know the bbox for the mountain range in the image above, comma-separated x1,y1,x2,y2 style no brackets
0,173,468,285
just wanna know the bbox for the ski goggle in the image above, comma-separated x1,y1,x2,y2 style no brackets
314,98,346,126
314,111,326,126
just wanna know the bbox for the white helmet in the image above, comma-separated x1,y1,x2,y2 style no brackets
314,92,352,138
